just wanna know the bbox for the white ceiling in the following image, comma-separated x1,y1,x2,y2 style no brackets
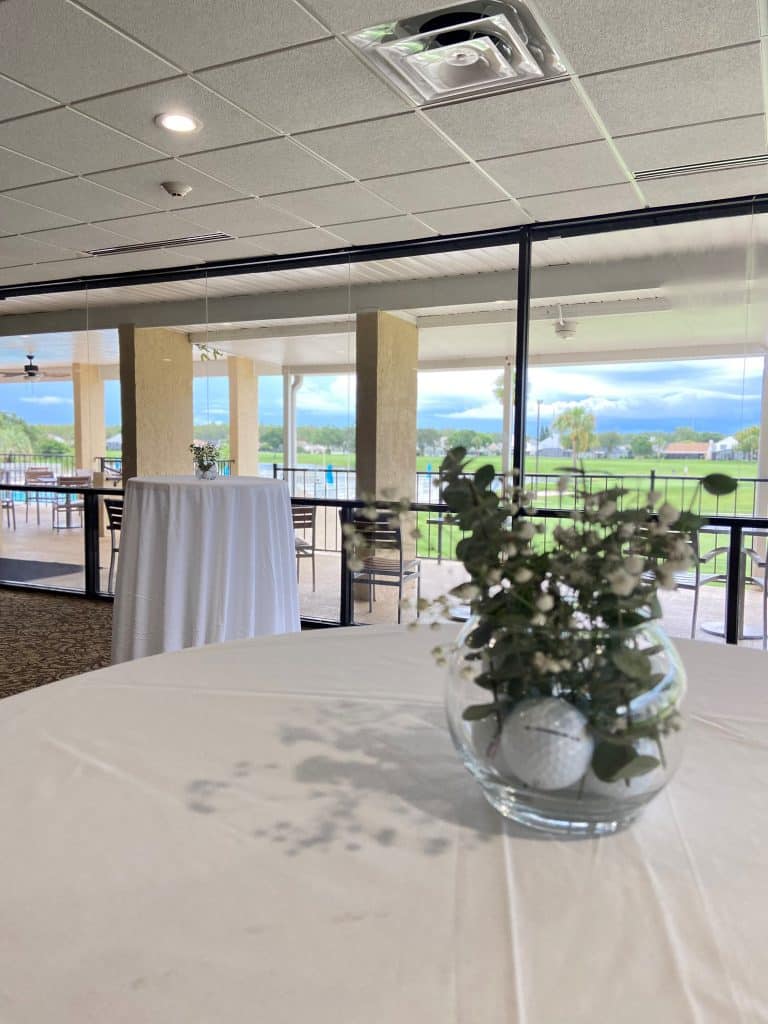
0,0,765,291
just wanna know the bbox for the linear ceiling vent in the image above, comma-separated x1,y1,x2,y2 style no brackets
85,232,234,256
348,1,566,105
635,154,768,182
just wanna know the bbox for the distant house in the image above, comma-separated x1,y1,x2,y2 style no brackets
106,433,122,450
711,436,739,461
663,441,712,460
531,432,569,459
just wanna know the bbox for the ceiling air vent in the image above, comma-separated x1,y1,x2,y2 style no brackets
635,154,768,182
85,232,234,256
348,1,566,105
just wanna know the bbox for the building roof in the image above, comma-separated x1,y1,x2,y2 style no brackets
663,441,710,455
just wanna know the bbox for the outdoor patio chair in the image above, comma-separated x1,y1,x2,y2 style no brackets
52,474,91,531
644,528,728,638
24,466,55,525
1,469,15,530
292,504,317,591
349,512,421,624
103,497,123,594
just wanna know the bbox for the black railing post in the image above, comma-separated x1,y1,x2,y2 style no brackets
339,505,354,626
272,462,278,480
512,226,531,483
83,490,101,597
724,522,743,645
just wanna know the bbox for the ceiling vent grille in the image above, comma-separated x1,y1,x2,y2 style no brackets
635,154,768,182
85,232,234,256
348,1,565,105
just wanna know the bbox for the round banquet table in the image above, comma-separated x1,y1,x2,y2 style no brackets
111,475,300,663
1,627,766,1022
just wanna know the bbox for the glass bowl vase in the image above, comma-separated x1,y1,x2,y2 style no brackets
445,617,686,837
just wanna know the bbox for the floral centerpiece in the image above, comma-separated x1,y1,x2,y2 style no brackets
189,440,220,480
350,447,736,835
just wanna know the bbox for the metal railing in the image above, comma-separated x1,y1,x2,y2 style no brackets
0,451,76,479
1,482,767,643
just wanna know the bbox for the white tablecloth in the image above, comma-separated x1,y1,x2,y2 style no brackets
1,627,766,1022
111,475,299,662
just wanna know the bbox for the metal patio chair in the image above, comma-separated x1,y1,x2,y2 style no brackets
349,513,421,624
292,504,317,592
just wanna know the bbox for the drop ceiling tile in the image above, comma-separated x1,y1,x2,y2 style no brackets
300,0,421,32
75,77,275,157
266,182,400,225
329,215,435,244
481,141,628,198
0,236,66,268
0,148,68,191
93,211,208,243
583,45,763,137
23,223,137,255
182,238,269,262
365,164,507,213
197,39,408,134
520,183,641,221
298,114,462,179
417,201,530,234
182,199,310,236
427,82,601,161
615,116,767,172
83,250,207,275
641,165,768,206
0,76,56,120
0,259,85,286
252,228,347,254
534,0,759,75
0,109,165,175
182,138,349,197
78,0,328,71
86,160,244,211
0,0,176,103
9,178,156,221
0,196,76,236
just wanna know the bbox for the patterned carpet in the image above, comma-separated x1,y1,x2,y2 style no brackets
0,589,112,700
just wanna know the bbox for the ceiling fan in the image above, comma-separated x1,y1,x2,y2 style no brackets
0,354,43,381
554,305,577,341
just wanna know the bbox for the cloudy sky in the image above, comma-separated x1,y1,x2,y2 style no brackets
0,357,763,437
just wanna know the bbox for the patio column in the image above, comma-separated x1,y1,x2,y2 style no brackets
282,372,303,468
355,311,417,501
72,362,104,474
756,353,768,516
227,356,259,476
500,356,513,477
118,325,193,480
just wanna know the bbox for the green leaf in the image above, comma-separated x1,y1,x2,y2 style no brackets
701,473,738,496
473,464,496,489
591,742,660,782
461,703,500,721
610,648,653,680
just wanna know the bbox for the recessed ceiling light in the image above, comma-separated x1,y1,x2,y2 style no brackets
155,112,202,134
349,2,565,105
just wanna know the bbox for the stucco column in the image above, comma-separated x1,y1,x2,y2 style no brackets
355,311,418,501
72,362,104,473
118,325,193,480
227,356,259,476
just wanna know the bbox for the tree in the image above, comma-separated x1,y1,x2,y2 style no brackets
629,433,654,458
551,406,596,462
447,429,481,452
598,430,622,455
260,425,283,452
735,425,760,458
416,428,441,454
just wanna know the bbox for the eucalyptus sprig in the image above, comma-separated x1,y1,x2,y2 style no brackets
189,440,220,471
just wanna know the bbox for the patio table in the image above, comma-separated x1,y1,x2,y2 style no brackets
1,625,765,1022
111,475,299,662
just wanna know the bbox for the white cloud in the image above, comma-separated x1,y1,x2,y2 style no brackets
297,375,356,415
19,395,72,406
447,402,504,420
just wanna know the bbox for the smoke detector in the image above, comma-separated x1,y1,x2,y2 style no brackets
348,1,565,105
554,305,576,340
161,180,193,198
